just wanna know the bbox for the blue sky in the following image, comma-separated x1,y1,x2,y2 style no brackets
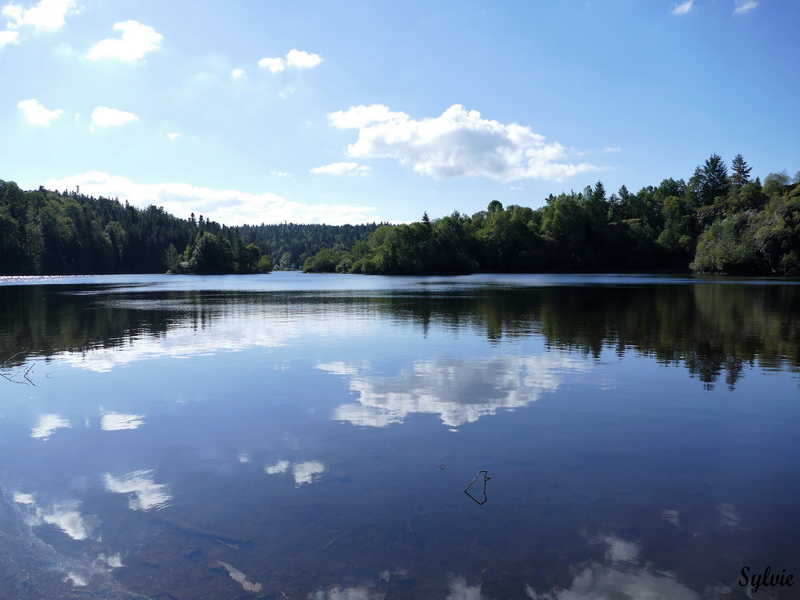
2,0,797,225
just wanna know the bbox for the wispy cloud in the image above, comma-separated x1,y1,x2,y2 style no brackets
671,1,693,15
329,103,601,183
17,98,63,125
43,171,383,225
86,20,162,61
733,0,757,15
258,48,322,73
310,162,371,175
603,146,622,153
90,106,138,128
3,0,76,30
231,68,246,80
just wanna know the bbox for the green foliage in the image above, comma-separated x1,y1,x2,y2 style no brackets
2,154,797,278
0,181,270,275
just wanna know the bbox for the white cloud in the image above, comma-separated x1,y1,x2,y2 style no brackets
326,353,591,428
43,171,383,225
291,460,325,486
310,162,371,175
603,146,621,153
100,412,144,431
31,413,70,439
733,0,757,15
265,460,290,475
85,20,162,61
264,460,326,486
258,49,322,73
231,68,246,79
167,132,182,141
17,98,63,125
329,104,407,129
525,563,700,600
329,104,601,183
309,585,385,600
37,502,90,540
13,492,36,504
103,470,171,511
286,48,322,68
257,56,285,73
3,0,76,30
670,1,693,15
0,29,19,46
90,106,138,128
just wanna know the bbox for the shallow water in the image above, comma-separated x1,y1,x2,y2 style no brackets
0,272,798,599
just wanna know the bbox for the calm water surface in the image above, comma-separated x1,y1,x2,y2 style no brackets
0,273,798,599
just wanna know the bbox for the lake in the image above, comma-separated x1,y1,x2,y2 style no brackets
0,273,798,599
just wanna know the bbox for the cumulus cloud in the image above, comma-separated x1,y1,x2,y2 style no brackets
17,98,63,125
328,104,601,183
0,29,19,46
3,0,76,30
258,48,322,73
670,1,693,15
310,162,371,175
258,56,285,72
231,68,246,79
733,0,757,15
323,353,591,428
90,106,138,128
286,48,322,68
43,171,382,225
85,20,162,61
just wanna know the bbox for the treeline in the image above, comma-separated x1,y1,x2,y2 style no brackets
237,222,385,270
302,155,800,276
0,182,271,275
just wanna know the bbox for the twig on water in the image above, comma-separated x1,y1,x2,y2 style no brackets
1,351,36,386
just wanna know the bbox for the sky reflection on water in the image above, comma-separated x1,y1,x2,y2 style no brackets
0,274,798,599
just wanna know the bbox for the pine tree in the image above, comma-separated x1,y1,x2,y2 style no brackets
730,154,752,191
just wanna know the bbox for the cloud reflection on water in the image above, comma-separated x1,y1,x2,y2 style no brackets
265,459,326,487
321,353,591,428
100,412,145,431
31,414,70,440
103,470,171,511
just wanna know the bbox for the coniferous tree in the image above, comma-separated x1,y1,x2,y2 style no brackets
730,154,752,191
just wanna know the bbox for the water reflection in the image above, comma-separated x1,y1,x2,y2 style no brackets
0,275,797,599
31,413,70,440
2,276,798,388
103,470,171,511
324,354,591,428
265,459,327,486
100,412,145,431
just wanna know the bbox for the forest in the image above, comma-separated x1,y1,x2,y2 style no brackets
302,155,800,276
0,182,382,275
1,154,798,276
